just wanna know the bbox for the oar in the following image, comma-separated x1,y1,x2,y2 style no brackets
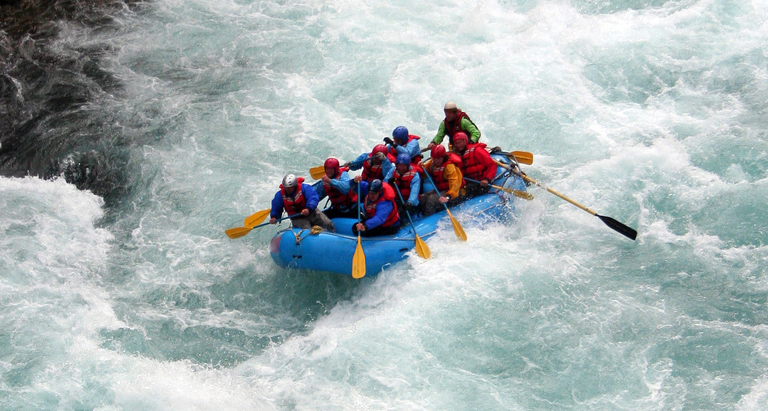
463,177,534,201
493,159,637,240
506,151,533,165
421,167,467,241
352,181,366,278
394,184,431,259
225,213,300,239
309,156,372,180
243,208,271,228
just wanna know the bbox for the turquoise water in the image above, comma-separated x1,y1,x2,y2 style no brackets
1,0,767,409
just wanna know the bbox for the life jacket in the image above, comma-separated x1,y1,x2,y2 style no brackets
322,167,358,210
364,183,400,228
443,110,479,145
280,177,307,214
393,165,419,201
430,153,464,192
388,134,423,163
460,142,491,181
361,153,395,182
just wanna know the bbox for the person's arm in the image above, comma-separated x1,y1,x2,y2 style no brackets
313,180,327,199
270,192,284,219
348,153,368,170
461,117,481,143
330,171,352,193
407,173,420,205
444,164,463,199
402,138,421,158
381,159,395,181
364,200,394,230
478,150,498,182
303,184,319,211
432,122,446,145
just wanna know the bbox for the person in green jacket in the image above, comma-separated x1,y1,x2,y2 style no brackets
427,101,481,150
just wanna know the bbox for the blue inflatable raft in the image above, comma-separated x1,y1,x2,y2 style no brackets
269,154,527,277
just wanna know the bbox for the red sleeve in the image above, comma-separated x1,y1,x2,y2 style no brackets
478,150,497,182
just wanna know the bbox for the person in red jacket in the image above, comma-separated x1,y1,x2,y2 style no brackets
452,132,497,198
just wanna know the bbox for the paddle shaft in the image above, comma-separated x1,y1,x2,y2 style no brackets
393,182,430,259
463,177,533,200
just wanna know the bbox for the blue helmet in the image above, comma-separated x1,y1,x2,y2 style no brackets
369,179,383,193
392,126,409,143
396,153,410,165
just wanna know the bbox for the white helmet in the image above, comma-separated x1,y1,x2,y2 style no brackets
282,173,298,188
444,101,457,110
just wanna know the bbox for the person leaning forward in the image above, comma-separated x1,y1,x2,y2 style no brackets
314,158,359,220
351,178,401,237
419,144,465,217
345,144,395,183
427,101,481,150
452,132,497,198
270,173,335,232
389,153,421,217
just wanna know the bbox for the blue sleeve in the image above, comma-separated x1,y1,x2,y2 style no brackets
270,191,285,219
358,180,370,198
404,139,421,158
381,160,394,181
408,173,420,205
313,180,326,199
349,153,368,170
303,184,319,211
330,171,352,193
365,200,394,230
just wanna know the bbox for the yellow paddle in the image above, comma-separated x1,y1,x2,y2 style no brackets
507,151,533,165
463,178,534,201
243,208,271,228
225,213,300,239
394,184,430,259
421,166,466,241
352,181,366,278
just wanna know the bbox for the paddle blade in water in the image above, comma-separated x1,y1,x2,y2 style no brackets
414,235,431,259
597,215,638,240
225,226,252,239
244,209,271,228
352,235,366,279
446,209,467,241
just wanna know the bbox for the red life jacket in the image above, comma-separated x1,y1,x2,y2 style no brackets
443,110,479,145
361,153,396,182
280,177,307,214
364,183,399,228
388,134,423,163
322,167,358,210
393,165,418,200
460,142,494,181
430,153,464,192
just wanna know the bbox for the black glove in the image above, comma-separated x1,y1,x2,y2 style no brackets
406,202,416,212
388,177,396,186
383,137,395,146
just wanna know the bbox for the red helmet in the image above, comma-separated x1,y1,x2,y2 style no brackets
324,157,340,170
372,144,388,155
453,132,469,145
431,144,447,159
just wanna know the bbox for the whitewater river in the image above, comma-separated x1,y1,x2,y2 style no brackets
1,0,767,409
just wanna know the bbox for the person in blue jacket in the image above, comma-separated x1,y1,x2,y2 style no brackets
351,178,400,237
270,173,335,232
344,144,395,183
389,153,421,216
313,158,359,220
384,126,423,162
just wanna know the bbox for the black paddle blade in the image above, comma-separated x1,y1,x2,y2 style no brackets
597,215,637,240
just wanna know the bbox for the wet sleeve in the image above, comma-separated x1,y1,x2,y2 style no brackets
461,118,481,143
349,153,368,170
432,122,446,144
408,173,420,205
270,192,284,219
381,160,395,181
330,172,352,194
444,164,462,199
303,185,320,211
